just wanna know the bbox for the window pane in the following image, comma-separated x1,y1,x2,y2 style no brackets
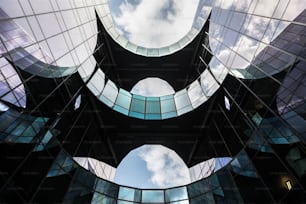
142,190,164,203
118,186,141,202
165,187,188,202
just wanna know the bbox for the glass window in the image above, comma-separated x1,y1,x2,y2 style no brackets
189,192,214,204
158,47,170,56
100,80,118,107
160,95,177,119
136,46,147,56
171,200,189,204
165,187,188,202
147,48,159,57
91,192,116,204
160,95,176,113
188,80,207,109
174,89,193,116
129,95,146,119
117,200,135,204
118,186,141,202
95,179,118,198
145,97,160,113
200,70,219,97
126,42,137,53
115,89,132,110
142,190,164,203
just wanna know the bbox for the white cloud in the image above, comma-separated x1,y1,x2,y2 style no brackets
130,77,175,97
138,145,190,188
113,0,199,48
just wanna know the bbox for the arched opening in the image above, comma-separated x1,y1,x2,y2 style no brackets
131,77,175,97
114,145,190,188
109,0,200,48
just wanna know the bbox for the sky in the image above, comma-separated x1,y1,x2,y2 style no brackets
109,0,199,48
114,145,191,188
130,77,175,97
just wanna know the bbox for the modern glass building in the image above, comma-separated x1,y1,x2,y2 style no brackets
0,0,306,203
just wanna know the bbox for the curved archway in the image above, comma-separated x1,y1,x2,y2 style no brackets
114,145,190,188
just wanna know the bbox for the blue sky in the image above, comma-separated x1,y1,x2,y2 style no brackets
109,0,199,48
130,78,175,97
114,145,191,189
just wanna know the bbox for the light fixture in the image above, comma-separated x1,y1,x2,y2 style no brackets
285,180,292,190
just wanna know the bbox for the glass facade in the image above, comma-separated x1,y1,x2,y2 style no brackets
0,0,305,203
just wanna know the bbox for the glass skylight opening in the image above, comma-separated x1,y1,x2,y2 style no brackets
131,78,175,97
114,145,191,189
114,145,233,189
109,0,200,48
96,0,211,56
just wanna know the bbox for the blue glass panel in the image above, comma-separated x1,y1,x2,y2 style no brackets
161,111,177,119
142,190,164,203
115,89,132,109
160,96,176,113
248,131,273,153
92,192,116,204
213,186,224,197
113,105,129,116
22,126,38,136
118,186,141,202
187,179,210,198
133,94,146,100
170,200,189,204
190,192,214,204
130,96,145,113
165,187,188,202
215,157,232,171
230,150,257,178
16,136,32,143
146,98,161,114
117,200,135,204
95,179,119,197
145,113,161,120
10,123,27,136
160,95,173,100
129,111,145,119
47,151,74,177
0,110,20,131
